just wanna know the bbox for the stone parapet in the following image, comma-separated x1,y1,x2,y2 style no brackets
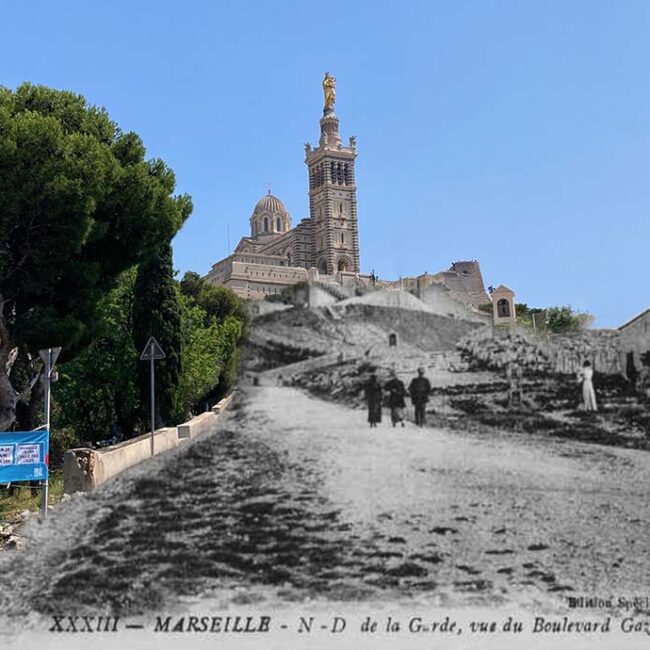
63,427,177,493
177,412,216,440
211,392,235,414
63,393,236,494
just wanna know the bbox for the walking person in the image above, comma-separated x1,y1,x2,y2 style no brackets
364,373,383,428
384,370,407,427
408,367,432,427
577,360,598,412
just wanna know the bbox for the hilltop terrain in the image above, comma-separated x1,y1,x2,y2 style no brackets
245,292,649,450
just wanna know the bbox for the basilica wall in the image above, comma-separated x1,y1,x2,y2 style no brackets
291,220,315,269
227,261,309,300
245,218,317,270
254,230,295,259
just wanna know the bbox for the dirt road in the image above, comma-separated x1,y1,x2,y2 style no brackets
2,385,650,621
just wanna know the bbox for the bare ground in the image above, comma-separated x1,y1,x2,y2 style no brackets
1,384,650,629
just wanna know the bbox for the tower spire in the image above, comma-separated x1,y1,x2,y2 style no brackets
305,73,360,275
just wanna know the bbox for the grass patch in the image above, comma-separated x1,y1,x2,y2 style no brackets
0,469,64,523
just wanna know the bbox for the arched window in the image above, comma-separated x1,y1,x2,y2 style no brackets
263,217,269,233
276,217,282,232
287,252,292,266
319,260,328,275
339,202,343,214
338,259,348,272
340,232,345,243
497,299,510,318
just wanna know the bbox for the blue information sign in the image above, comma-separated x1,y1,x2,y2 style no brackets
0,430,49,483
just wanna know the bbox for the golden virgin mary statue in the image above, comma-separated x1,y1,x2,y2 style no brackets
322,72,336,112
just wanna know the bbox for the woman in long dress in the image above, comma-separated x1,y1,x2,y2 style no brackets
364,374,383,428
578,360,598,412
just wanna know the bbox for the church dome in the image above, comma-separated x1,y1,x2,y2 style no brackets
253,193,289,217
250,191,291,239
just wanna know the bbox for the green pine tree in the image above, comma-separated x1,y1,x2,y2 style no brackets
132,241,183,428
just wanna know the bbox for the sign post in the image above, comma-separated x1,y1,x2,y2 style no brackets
140,337,165,457
0,430,50,483
38,347,61,520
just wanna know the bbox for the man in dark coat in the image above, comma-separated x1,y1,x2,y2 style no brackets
384,370,407,427
409,367,431,427
364,374,383,428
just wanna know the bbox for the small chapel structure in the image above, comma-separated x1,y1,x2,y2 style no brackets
491,285,516,325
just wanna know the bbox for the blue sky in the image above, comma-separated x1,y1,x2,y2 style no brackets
2,0,649,327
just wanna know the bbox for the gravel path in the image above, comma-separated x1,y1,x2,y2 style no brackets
1,385,649,623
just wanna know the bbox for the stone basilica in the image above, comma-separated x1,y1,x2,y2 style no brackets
205,73,364,300
205,74,491,310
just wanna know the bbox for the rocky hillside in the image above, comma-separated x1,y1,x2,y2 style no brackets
244,295,650,452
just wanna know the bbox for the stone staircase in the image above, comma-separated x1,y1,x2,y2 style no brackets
312,280,349,302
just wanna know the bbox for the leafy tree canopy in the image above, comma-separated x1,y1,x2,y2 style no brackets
0,83,192,357
179,272,249,407
180,272,250,330
54,268,140,443
545,305,594,333
0,83,192,430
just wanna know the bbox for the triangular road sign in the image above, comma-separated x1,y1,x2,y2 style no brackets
39,347,62,367
140,336,166,361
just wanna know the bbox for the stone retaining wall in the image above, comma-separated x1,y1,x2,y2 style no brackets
63,393,235,494
459,325,650,379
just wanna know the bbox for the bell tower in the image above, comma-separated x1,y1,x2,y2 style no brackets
305,73,360,275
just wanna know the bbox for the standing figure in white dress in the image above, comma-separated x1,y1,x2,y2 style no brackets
578,360,598,411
